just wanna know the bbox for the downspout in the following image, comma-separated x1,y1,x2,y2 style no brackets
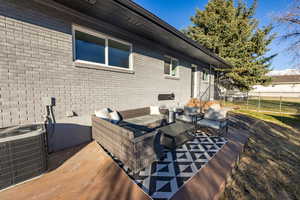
215,66,218,100
208,64,212,101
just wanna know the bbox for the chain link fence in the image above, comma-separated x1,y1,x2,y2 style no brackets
219,92,300,114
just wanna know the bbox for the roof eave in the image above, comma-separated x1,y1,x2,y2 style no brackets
114,0,232,69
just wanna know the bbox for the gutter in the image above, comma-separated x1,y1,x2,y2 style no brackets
114,0,232,68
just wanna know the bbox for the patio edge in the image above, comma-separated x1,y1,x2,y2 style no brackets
170,127,249,200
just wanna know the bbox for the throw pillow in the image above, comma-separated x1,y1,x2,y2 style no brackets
209,103,221,111
109,111,121,124
95,108,110,120
150,106,160,115
204,108,227,120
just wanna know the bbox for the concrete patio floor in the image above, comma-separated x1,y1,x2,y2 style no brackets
0,117,249,200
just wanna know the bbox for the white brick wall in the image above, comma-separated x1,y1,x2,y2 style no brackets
0,0,194,127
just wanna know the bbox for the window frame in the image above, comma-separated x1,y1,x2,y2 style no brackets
72,24,133,71
163,55,179,78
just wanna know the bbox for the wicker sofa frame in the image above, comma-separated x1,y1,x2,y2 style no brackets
92,107,168,174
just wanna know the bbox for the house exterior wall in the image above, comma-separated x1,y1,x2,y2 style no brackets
0,0,195,128
193,67,215,101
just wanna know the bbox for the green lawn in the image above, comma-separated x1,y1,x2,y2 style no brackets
233,109,300,130
221,110,300,200
224,98,300,114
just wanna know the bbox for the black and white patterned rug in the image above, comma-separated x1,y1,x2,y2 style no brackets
107,133,227,200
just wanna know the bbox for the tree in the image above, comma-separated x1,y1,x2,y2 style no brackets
184,0,276,91
277,0,300,68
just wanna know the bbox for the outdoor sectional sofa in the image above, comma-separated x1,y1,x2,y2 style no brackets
92,107,168,174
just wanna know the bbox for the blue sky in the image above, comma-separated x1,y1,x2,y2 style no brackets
133,0,294,70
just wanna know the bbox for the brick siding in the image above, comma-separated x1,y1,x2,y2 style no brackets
0,0,196,128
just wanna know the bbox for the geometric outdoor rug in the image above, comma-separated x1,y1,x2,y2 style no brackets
133,133,227,200
107,133,227,200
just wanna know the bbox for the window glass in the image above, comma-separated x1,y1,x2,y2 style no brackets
164,56,171,75
202,71,209,81
171,59,178,76
75,30,105,64
164,56,179,77
108,39,130,68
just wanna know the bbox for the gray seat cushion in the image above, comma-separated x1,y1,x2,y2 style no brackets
119,114,165,138
125,114,165,126
184,106,198,115
197,119,222,130
204,108,227,120
119,121,154,138
176,115,193,123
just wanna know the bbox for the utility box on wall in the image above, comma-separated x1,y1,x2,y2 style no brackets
158,93,175,101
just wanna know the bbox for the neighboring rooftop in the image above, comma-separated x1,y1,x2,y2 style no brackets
271,75,300,84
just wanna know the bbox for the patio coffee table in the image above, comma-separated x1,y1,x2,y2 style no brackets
188,112,204,124
159,121,195,149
